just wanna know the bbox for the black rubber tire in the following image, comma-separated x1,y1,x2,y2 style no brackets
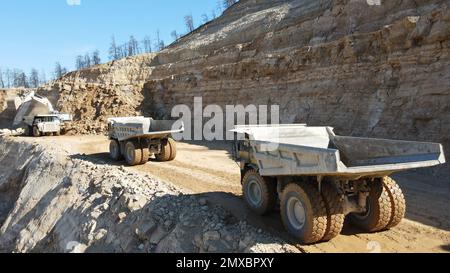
24,126,32,136
109,139,123,161
242,169,277,215
156,138,177,162
32,126,41,137
383,177,406,229
320,181,345,241
280,182,328,244
349,180,392,232
124,141,142,166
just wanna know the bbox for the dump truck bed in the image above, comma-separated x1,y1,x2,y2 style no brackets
233,125,446,179
108,117,184,142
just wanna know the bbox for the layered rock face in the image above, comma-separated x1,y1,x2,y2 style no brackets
38,0,450,157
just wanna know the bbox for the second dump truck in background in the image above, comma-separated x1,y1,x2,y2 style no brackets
232,124,446,244
108,117,184,166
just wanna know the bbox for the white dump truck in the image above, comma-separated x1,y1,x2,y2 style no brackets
13,92,72,137
232,124,446,244
108,117,184,166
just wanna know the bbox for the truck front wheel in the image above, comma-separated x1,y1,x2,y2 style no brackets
109,140,123,161
32,126,41,137
242,169,277,215
124,141,143,166
321,181,345,241
280,182,328,244
24,126,32,136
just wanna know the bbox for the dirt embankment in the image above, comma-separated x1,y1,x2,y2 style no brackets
1,135,449,253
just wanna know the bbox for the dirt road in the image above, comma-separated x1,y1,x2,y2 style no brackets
20,135,450,253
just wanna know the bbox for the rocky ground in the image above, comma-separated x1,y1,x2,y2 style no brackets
0,136,298,253
0,134,448,253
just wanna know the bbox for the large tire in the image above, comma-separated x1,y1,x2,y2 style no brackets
280,182,328,244
109,139,123,161
32,126,41,137
124,141,142,166
321,181,345,241
349,179,392,232
242,169,277,215
24,126,32,136
383,177,406,229
141,147,150,165
156,138,177,162
167,139,177,161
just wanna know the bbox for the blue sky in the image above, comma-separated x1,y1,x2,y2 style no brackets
0,0,221,78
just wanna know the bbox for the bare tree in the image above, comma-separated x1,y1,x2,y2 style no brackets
109,36,120,61
5,69,12,88
128,36,140,56
76,55,84,70
171,30,179,41
0,69,4,88
92,50,101,65
39,70,47,85
54,62,67,79
216,0,223,14
29,69,40,88
142,36,152,53
84,53,91,68
184,14,194,32
223,0,237,9
211,10,217,19
155,30,165,51
201,14,209,24
14,70,28,88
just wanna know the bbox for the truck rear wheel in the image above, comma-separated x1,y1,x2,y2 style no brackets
383,177,406,229
242,169,276,215
280,182,327,244
349,179,392,232
124,141,142,166
156,138,177,162
321,181,345,241
32,126,41,137
109,140,123,161
141,147,150,165
168,139,177,161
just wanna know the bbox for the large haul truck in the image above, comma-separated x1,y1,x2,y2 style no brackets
108,117,184,166
232,124,446,244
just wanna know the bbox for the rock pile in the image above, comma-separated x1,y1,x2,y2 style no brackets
0,138,298,253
